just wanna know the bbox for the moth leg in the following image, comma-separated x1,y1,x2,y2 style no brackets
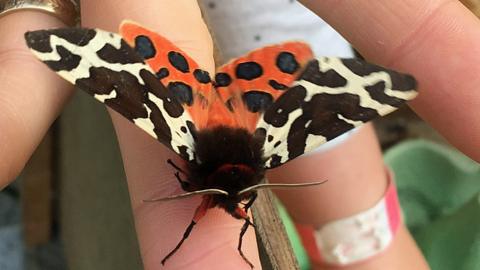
243,192,257,212
166,159,192,191
241,192,257,228
238,193,257,268
167,159,186,174
238,219,254,269
161,196,213,265
161,220,196,265
174,172,192,191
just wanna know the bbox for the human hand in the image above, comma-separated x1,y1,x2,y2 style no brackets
80,1,260,269
1,1,261,269
0,11,72,188
270,1,480,269
300,0,480,162
198,1,428,268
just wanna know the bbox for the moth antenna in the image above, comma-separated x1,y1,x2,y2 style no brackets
237,180,327,196
144,189,229,202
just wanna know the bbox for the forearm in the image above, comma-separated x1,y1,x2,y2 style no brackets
269,125,386,225
269,124,430,269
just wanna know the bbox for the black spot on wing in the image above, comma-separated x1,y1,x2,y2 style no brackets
365,81,406,106
263,85,306,127
76,67,149,120
145,99,172,145
44,46,81,71
269,79,288,90
214,72,232,87
285,117,312,160
25,31,54,53
177,145,192,161
167,82,194,106
156,68,170,79
186,120,197,140
304,92,377,138
97,40,143,64
341,58,383,76
134,35,156,59
269,155,282,168
276,52,299,74
267,135,274,142
386,71,417,91
243,91,274,113
236,62,263,80
25,29,97,53
300,59,347,88
51,28,97,46
193,69,211,83
140,69,185,118
341,58,417,92
168,51,189,73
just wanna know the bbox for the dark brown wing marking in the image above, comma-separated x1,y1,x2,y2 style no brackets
25,28,196,161
256,57,418,168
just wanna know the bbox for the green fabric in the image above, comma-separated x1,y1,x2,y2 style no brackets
281,139,480,270
385,140,480,270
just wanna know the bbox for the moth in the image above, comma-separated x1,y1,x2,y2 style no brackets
25,21,417,268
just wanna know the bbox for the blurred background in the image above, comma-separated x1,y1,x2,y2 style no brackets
1,0,479,270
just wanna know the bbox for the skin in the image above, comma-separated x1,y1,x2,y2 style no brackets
300,0,480,162
81,1,260,269
269,125,430,270
0,11,73,189
1,0,478,269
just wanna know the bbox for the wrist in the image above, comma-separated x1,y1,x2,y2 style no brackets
270,124,388,225
296,168,402,267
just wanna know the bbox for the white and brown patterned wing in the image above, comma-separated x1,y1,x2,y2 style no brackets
256,57,417,168
25,28,196,161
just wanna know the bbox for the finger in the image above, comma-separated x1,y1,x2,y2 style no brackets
80,1,260,269
0,12,73,188
300,0,480,161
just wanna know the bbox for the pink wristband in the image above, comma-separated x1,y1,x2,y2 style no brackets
296,169,401,266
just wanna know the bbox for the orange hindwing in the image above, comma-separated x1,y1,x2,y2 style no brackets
214,42,313,131
120,21,237,129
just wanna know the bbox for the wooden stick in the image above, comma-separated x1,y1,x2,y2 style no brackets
253,189,299,270
460,0,480,17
